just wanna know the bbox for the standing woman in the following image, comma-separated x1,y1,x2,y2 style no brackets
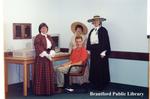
69,22,89,84
33,23,56,95
87,15,111,90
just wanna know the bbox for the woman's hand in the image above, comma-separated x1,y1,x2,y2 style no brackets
39,51,48,57
50,50,56,57
100,50,106,58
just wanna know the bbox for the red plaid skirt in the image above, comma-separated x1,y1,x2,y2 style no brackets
33,57,55,95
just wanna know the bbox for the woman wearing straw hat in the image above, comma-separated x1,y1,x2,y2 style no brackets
69,22,88,53
69,22,89,85
87,15,111,90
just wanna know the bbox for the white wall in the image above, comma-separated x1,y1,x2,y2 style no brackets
4,0,61,51
4,0,148,52
109,59,148,87
0,0,5,98
147,0,150,36
4,0,148,87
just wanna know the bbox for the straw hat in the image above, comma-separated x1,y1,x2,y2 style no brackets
71,22,88,35
87,15,106,22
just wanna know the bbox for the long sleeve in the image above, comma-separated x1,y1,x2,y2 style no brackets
69,36,74,53
47,35,55,50
100,27,111,56
82,35,88,48
47,35,56,58
80,48,88,64
34,35,46,56
86,29,94,51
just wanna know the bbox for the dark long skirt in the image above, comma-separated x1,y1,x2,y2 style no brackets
33,57,55,95
89,45,110,90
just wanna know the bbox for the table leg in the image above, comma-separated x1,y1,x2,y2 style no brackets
23,63,28,96
5,61,8,95
32,63,34,85
27,64,30,88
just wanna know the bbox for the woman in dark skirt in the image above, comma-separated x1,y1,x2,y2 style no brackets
33,23,56,95
87,15,111,90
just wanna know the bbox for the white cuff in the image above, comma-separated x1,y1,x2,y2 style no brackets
39,51,48,57
100,50,107,56
50,50,56,57
87,51,90,54
45,54,52,60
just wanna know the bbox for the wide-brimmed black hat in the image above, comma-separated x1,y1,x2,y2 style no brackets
87,15,106,22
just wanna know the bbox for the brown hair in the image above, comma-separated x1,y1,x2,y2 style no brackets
75,25,83,32
38,23,48,33
75,36,83,41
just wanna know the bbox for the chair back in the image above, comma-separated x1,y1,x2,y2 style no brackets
69,59,89,76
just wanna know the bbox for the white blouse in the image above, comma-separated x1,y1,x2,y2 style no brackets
39,33,55,59
41,32,52,49
90,26,100,45
90,26,107,57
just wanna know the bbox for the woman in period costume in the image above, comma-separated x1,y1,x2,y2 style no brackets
87,15,111,90
33,23,56,95
69,22,89,85
69,22,88,53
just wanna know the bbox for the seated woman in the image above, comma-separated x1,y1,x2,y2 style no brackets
54,36,88,92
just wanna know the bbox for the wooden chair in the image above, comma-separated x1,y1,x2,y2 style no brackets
64,60,89,88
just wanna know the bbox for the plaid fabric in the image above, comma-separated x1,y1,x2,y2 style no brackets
33,34,56,95
33,57,55,95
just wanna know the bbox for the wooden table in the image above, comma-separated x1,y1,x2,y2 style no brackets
4,52,70,96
